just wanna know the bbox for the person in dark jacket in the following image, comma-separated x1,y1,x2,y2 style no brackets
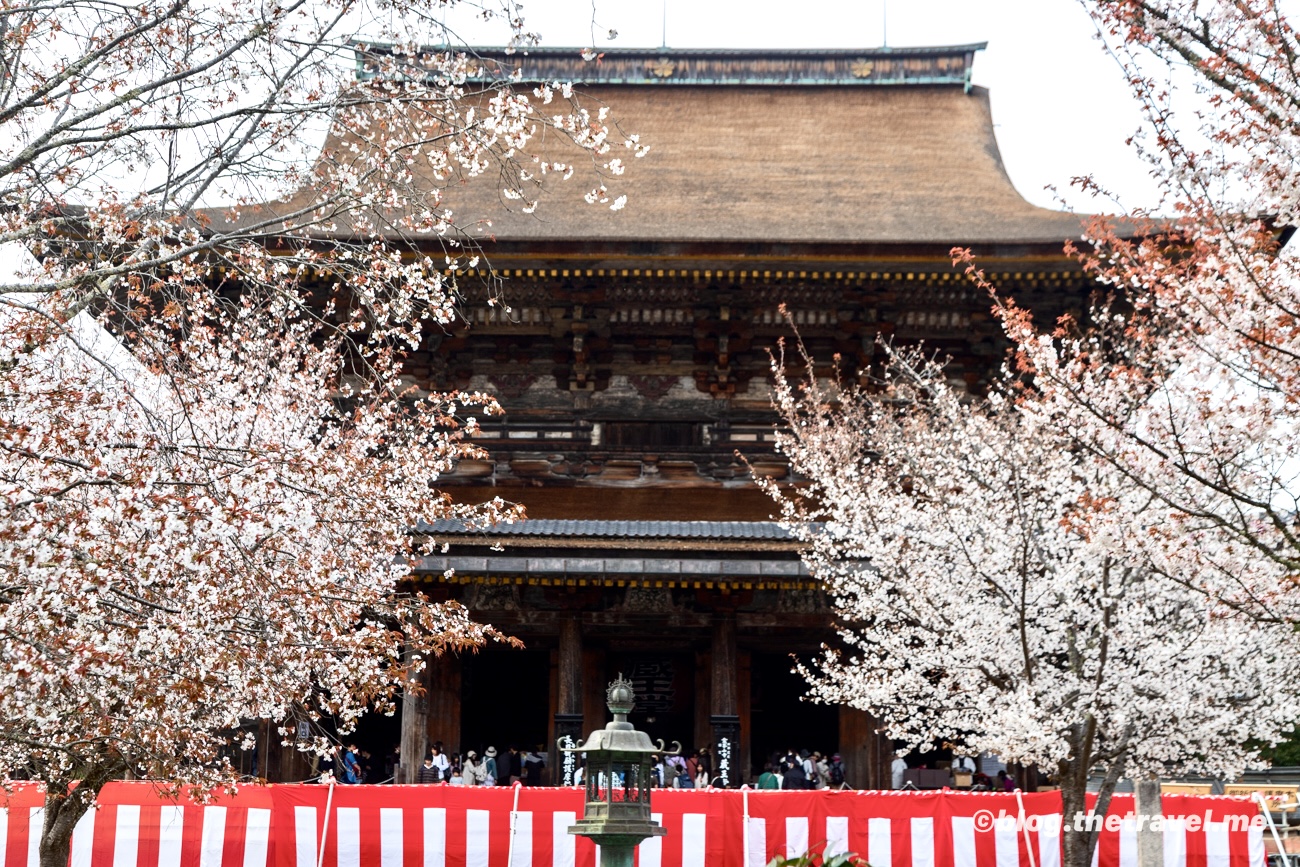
522,745,546,786
508,745,523,784
416,755,441,784
780,748,807,790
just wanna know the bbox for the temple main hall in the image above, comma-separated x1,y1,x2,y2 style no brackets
315,44,1103,788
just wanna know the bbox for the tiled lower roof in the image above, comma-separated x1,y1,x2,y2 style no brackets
418,519,797,541
416,555,810,579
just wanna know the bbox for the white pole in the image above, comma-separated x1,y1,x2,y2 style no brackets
316,778,336,867
506,782,523,867
742,786,751,867
1255,791,1290,867
1015,789,1039,867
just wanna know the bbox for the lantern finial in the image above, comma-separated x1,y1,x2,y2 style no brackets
606,672,635,719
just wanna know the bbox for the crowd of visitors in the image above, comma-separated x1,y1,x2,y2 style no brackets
319,740,858,788
754,748,847,790
406,744,549,786
318,740,1027,792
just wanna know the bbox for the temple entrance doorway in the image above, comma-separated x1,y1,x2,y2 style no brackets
749,652,840,777
461,647,550,758
607,651,696,756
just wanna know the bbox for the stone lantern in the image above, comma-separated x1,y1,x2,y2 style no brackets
560,675,679,867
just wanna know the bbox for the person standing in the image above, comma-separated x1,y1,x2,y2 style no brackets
430,745,450,782
417,754,441,784
891,754,908,790
813,752,830,789
685,750,701,785
341,743,362,784
827,753,847,789
780,748,806,790
522,745,546,786
757,763,781,790
507,746,523,785
462,750,483,786
800,750,815,789
483,746,499,786
698,746,713,780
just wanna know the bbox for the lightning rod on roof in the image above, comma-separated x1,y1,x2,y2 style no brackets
882,0,888,47
661,0,668,49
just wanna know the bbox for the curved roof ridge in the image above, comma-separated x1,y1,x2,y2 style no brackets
356,43,987,89
420,518,797,541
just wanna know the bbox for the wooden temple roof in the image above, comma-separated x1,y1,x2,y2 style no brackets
415,520,815,591
235,44,1098,253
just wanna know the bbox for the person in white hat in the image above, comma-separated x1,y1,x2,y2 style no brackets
462,750,483,785
483,746,499,786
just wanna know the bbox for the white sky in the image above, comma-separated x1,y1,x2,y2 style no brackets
443,0,1163,214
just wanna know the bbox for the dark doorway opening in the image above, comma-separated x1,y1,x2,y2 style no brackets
461,648,550,757
608,651,695,754
349,708,400,782
749,652,839,777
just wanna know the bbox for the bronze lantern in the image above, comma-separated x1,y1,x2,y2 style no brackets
560,675,679,867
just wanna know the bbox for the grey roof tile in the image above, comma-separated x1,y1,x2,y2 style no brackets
418,518,799,541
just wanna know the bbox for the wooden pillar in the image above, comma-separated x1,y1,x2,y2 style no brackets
710,615,737,716
426,653,462,755
708,614,741,786
840,706,893,790
870,714,893,790
693,649,710,753
582,645,606,734
254,719,272,780
553,616,585,786
278,730,310,783
398,649,431,783
558,616,583,716
737,651,752,784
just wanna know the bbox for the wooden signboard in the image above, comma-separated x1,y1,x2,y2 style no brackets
1161,783,1214,795
1222,784,1299,808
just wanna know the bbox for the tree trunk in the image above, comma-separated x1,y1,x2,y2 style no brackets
37,758,125,867
1060,762,1093,867
1059,733,1128,867
39,783,95,867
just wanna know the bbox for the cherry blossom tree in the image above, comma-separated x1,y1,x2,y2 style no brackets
0,1,639,865
764,345,1300,867
987,0,1300,626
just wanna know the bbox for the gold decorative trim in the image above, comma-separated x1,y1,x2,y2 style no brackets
647,58,676,78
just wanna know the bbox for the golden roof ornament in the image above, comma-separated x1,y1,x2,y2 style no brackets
647,57,675,78
851,59,874,78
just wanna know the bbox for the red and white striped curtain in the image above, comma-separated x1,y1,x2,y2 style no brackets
0,783,1265,867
